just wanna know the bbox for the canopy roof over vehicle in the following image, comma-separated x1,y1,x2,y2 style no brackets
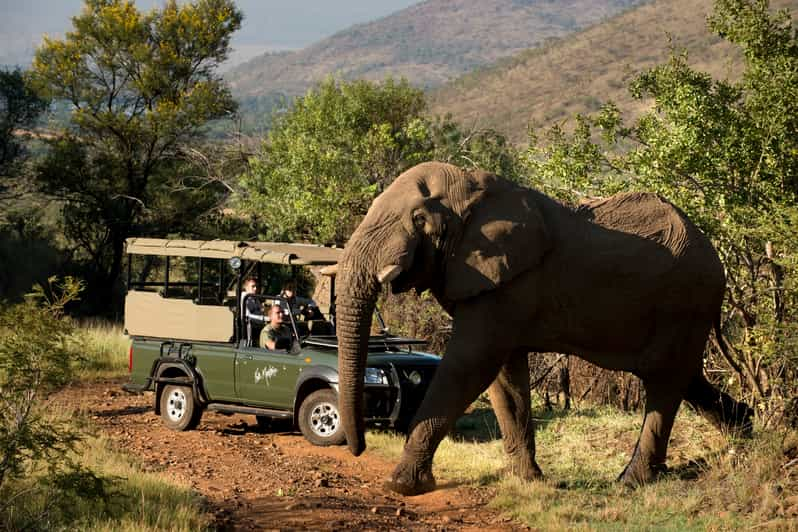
125,238,342,266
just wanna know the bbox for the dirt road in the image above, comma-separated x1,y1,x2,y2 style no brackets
56,379,526,531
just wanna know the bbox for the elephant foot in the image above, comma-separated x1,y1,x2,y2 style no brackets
384,462,436,496
509,459,544,482
618,461,667,487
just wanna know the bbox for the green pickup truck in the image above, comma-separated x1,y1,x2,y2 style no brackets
122,238,440,446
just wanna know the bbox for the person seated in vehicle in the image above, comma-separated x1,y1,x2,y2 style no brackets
260,304,294,350
241,277,266,346
279,280,316,320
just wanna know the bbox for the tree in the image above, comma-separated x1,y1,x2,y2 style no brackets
0,69,46,198
29,0,242,313
241,77,429,245
525,0,798,418
240,77,520,245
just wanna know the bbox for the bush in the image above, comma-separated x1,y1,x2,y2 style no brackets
0,277,112,527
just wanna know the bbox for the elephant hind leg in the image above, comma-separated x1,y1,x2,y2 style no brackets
488,352,543,482
619,318,708,486
684,374,754,437
619,380,681,486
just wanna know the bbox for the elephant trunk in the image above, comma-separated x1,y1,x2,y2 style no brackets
336,257,379,456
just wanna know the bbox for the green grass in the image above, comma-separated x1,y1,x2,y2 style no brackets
72,320,130,379
367,404,798,530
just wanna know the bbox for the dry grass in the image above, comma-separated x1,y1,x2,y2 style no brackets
0,324,208,530
1,409,210,531
72,319,130,379
73,434,211,531
368,404,798,530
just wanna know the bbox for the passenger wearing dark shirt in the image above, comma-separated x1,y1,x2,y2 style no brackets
241,277,265,345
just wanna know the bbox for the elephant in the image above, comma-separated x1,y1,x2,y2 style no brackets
335,161,753,496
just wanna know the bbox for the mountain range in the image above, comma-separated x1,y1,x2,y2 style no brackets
227,0,647,102
428,0,798,142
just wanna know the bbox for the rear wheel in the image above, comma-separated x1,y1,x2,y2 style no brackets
160,384,202,431
298,389,346,446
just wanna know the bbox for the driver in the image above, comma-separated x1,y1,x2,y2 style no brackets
260,304,293,350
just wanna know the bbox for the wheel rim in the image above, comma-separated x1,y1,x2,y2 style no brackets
309,401,340,438
166,388,187,422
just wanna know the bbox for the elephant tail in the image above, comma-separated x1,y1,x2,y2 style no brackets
711,315,744,380
685,374,754,437
682,316,754,437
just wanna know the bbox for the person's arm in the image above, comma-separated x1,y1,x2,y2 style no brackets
245,296,266,323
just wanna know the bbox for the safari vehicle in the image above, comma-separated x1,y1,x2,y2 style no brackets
122,238,440,446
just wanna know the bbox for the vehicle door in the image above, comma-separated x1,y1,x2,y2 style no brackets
193,343,238,402
235,344,304,409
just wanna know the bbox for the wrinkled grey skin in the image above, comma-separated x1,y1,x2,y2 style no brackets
336,162,752,496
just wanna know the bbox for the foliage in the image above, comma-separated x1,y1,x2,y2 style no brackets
525,0,798,417
0,277,81,488
241,77,428,245
426,114,524,181
28,0,242,314
0,68,47,197
240,77,520,245
2,424,209,531
0,277,116,528
379,289,452,355
0,206,63,302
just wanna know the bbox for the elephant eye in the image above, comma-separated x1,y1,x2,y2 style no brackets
412,213,426,229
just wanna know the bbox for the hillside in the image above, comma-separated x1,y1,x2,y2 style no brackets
428,0,798,143
227,0,647,101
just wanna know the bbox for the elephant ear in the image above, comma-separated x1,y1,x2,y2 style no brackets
444,178,551,302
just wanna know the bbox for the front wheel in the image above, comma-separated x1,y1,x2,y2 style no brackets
297,389,346,446
160,384,202,431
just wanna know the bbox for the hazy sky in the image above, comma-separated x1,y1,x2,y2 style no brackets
0,0,420,65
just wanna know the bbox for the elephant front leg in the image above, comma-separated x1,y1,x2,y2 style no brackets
488,352,543,481
385,331,506,496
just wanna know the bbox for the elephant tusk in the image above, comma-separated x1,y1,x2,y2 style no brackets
320,264,338,277
377,264,402,284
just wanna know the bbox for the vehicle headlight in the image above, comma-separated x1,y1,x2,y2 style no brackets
406,370,422,386
364,367,388,385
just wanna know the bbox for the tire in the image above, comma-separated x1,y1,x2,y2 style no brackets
297,389,346,446
160,384,202,431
